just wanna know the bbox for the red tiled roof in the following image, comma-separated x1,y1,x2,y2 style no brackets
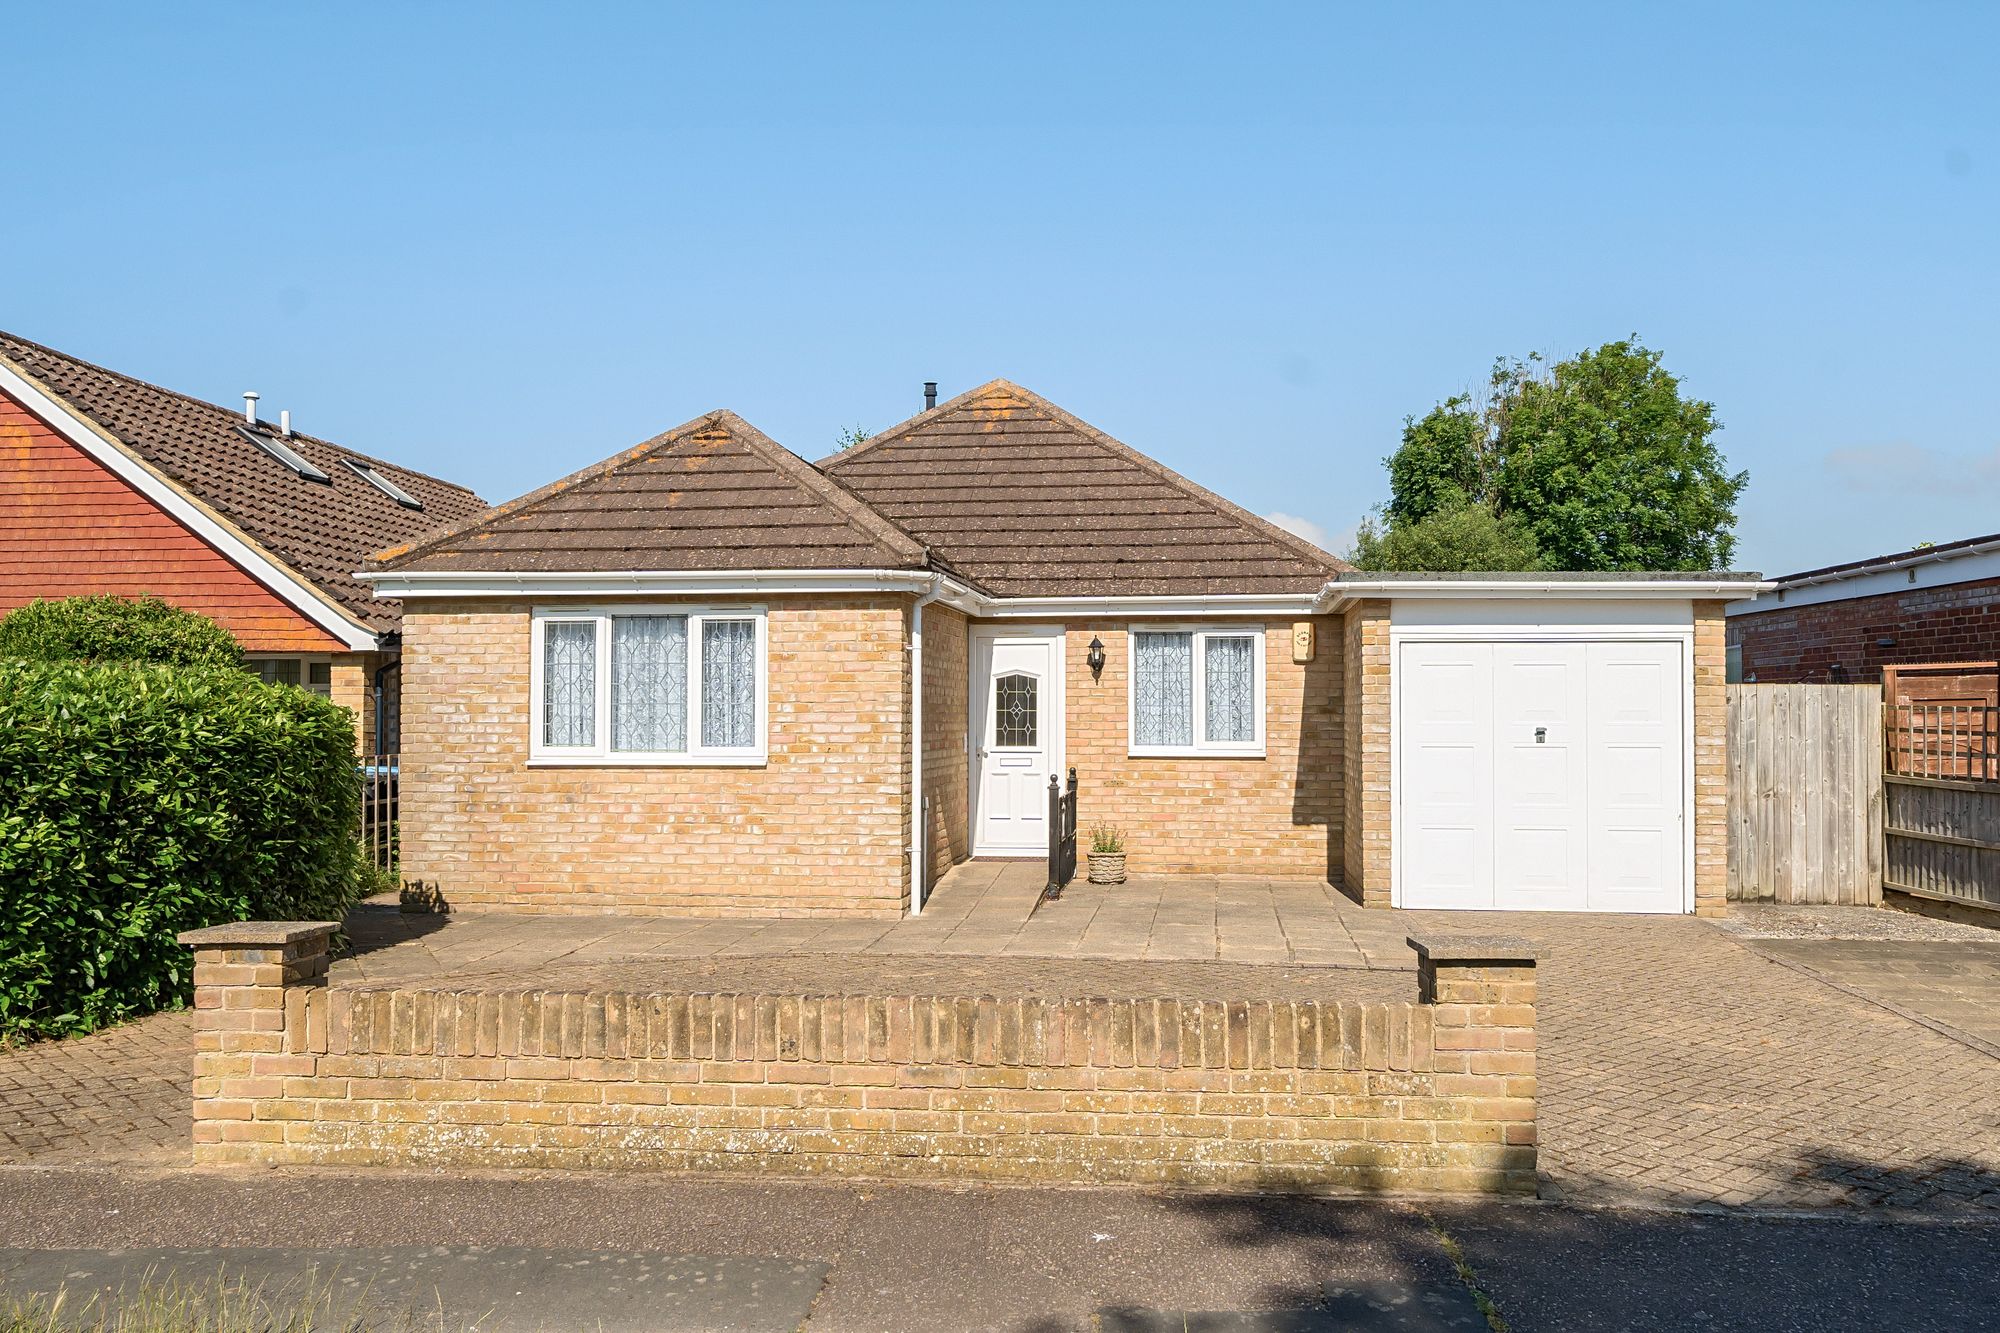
822,381,1347,596
370,410,937,576
0,330,488,634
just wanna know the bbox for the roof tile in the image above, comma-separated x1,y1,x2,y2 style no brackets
0,330,488,633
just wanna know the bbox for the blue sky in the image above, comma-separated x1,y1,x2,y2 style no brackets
7,3,1997,576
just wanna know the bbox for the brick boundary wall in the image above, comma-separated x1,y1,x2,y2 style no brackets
181,925,1539,1195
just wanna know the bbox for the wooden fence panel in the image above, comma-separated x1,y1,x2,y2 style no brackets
1727,684,1883,904
1884,777,2000,912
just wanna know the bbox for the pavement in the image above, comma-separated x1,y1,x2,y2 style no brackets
0,1167,1996,1331
5,888,2000,1325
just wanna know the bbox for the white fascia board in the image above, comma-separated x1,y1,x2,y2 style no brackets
1318,578,1772,610
0,358,380,651
362,569,1312,620
365,567,984,605
1727,544,2000,617
976,593,1320,620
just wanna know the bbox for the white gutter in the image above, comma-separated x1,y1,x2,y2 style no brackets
1773,538,2000,590
1315,577,1773,611
361,567,985,603
907,575,945,917
360,567,1306,620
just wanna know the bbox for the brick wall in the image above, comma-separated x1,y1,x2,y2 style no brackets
1340,601,1390,907
0,388,347,652
1693,600,1729,918
183,925,1540,1194
922,605,971,887
399,596,911,917
1060,619,1341,879
1729,576,2000,684
329,651,391,754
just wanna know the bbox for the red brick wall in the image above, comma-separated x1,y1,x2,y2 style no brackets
0,389,345,652
1729,577,2000,684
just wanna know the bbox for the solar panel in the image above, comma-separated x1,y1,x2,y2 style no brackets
343,458,424,509
236,426,330,482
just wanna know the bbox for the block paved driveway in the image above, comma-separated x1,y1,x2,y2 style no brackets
5,865,1998,1214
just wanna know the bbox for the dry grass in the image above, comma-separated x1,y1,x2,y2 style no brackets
0,1270,472,1333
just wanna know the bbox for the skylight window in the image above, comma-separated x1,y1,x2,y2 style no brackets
236,426,329,482
343,458,424,509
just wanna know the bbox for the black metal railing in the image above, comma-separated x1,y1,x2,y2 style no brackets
361,751,399,873
1045,767,1078,900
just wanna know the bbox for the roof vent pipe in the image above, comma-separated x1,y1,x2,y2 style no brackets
242,391,259,425
279,409,292,438
923,381,937,411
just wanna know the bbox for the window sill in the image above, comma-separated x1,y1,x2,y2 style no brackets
1127,747,1267,760
527,754,768,768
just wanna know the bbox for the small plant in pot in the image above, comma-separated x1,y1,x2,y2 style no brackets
1087,825,1127,884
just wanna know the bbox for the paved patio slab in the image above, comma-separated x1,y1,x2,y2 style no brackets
6,870,1999,1214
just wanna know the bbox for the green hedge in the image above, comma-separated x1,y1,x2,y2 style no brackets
0,595,242,668
0,660,368,1041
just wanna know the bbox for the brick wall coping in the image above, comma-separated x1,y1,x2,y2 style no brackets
178,921,340,948
1406,934,1538,965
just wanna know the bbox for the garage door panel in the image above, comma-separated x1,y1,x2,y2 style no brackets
1398,636,1688,915
1399,643,1494,909
1493,645,1587,911
1585,642,1683,912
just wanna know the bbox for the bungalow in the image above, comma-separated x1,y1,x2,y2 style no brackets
362,381,1763,918
0,330,487,749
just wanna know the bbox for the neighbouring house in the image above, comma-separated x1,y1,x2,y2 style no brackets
0,330,487,750
1727,532,2000,686
362,380,1764,919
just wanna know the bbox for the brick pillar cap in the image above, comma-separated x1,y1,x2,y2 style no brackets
1406,933,1538,965
178,921,340,948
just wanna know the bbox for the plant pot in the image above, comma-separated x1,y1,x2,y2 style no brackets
1087,851,1127,885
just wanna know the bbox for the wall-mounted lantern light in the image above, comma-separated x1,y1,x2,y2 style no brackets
1086,636,1106,679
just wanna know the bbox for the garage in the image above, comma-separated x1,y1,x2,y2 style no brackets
1324,574,1768,916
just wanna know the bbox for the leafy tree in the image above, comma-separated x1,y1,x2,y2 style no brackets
834,424,872,451
1356,339,1747,571
0,595,242,668
1351,501,1541,573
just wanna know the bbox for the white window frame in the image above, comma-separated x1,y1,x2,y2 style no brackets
1125,624,1267,758
244,654,335,697
528,604,768,766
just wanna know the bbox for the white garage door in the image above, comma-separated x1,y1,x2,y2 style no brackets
1399,640,1685,913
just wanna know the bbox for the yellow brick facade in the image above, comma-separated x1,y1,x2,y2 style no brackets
921,605,971,890
183,926,1541,1194
1053,619,1343,878
1340,601,1391,907
399,596,912,918
1693,600,1730,918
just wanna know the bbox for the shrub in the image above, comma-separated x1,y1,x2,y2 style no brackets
0,660,366,1041
0,595,243,668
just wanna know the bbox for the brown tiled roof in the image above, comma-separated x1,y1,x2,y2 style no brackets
370,411,937,576
0,330,488,634
822,380,1347,596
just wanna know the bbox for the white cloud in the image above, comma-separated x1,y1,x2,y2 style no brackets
1264,511,1328,547
1264,510,1357,556
1824,442,2000,493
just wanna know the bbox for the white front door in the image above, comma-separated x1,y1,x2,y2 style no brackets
970,628,1064,857
1398,639,1685,913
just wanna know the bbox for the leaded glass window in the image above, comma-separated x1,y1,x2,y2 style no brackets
611,615,687,752
533,609,764,761
1129,627,1263,755
1203,635,1256,743
1133,632,1194,747
701,619,757,749
542,620,597,747
994,672,1038,747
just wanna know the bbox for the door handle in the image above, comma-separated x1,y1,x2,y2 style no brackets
1534,727,1547,744
978,747,990,759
